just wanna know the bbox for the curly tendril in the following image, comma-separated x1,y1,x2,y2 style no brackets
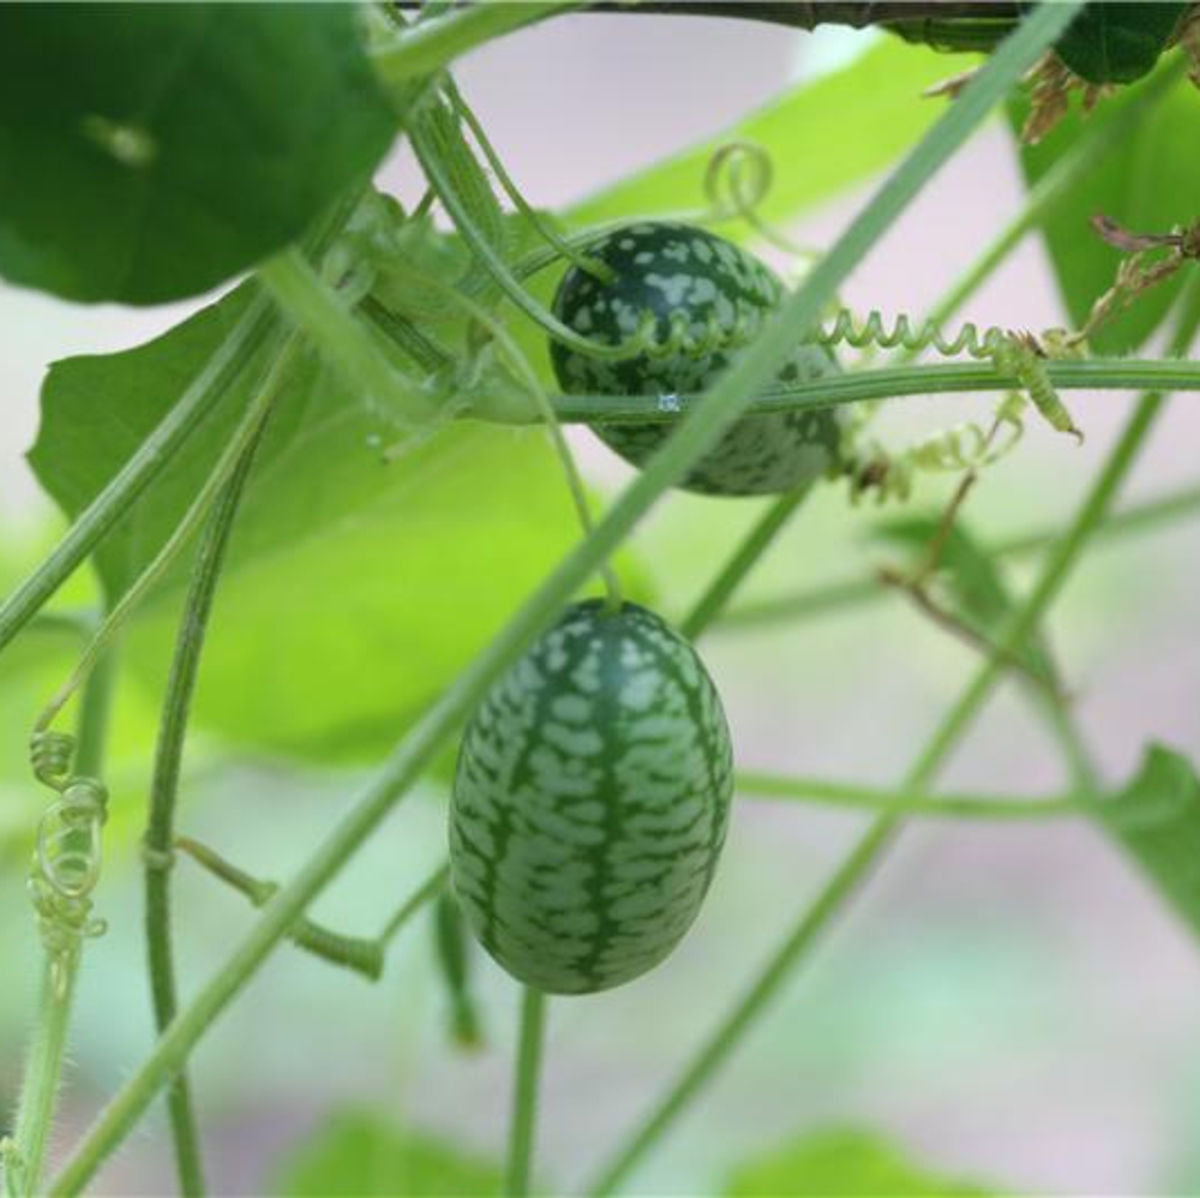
814,310,1083,440
29,777,108,997
703,141,822,261
29,730,75,792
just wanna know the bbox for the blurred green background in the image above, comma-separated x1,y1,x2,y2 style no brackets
3,13,1200,1196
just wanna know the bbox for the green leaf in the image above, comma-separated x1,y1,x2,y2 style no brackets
1007,61,1200,353
723,1127,996,1197
872,516,1059,687
0,5,396,304
1053,3,1187,85
564,39,973,232
28,284,262,601
272,1110,501,1197
1095,745,1200,939
29,286,646,762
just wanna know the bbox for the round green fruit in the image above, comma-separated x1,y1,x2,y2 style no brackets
550,220,843,496
449,598,733,995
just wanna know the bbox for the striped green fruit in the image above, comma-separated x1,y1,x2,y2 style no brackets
550,220,843,497
449,598,733,995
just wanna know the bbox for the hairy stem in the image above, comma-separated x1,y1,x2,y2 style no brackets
505,987,547,1198
258,251,436,425
9,643,117,1194
546,356,1200,425
32,333,297,737
143,343,291,1196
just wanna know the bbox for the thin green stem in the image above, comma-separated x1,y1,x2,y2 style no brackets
0,293,278,659
143,342,290,1197
448,80,613,282
9,635,117,1195
717,479,1200,632
49,15,1053,1185
32,333,298,737
545,356,1200,425
410,111,638,363
380,864,449,947
385,257,623,607
736,771,1082,820
258,251,437,425
680,484,813,640
10,959,80,1198
176,838,445,979
585,265,1198,1198
506,987,547,1198
370,2,580,84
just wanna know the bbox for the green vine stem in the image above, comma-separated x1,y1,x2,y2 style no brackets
370,2,580,84
506,987,547,1198
544,357,1200,425
142,340,295,1197
679,484,814,641
737,772,1083,819
175,839,447,980
584,272,1200,1198
31,335,301,739
47,11,1075,1188
257,250,438,425
7,640,118,1196
717,479,1200,631
0,292,279,660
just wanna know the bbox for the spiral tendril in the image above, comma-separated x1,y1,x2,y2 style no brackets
29,730,75,792
703,141,823,262
29,777,108,994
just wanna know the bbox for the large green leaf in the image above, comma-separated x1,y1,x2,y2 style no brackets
723,1127,996,1197
564,39,974,231
29,286,643,762
1095,745,1200,939
1007,61,1200,353
0,5,396,304
272,1110,502,1197
28,284,262,601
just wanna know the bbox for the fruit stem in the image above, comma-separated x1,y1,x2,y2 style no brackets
505,987,547,1198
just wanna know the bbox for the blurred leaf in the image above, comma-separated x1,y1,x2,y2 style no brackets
723,1127,996,1197
1007,61,1200,353
872,516,1058,687
1052,4,1187,85
0,5,396,304
272,1110,501,1197
1095,745,1200,939
28,284,261,602
564,39,974,232
29,286,648,763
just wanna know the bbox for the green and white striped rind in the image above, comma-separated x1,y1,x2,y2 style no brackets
550,220,844,497
450,599,733,995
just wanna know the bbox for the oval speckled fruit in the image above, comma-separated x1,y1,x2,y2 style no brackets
550,220,843,497
449,598,733,995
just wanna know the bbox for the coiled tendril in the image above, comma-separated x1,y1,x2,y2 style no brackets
29,776,108,997
29,729,76,792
